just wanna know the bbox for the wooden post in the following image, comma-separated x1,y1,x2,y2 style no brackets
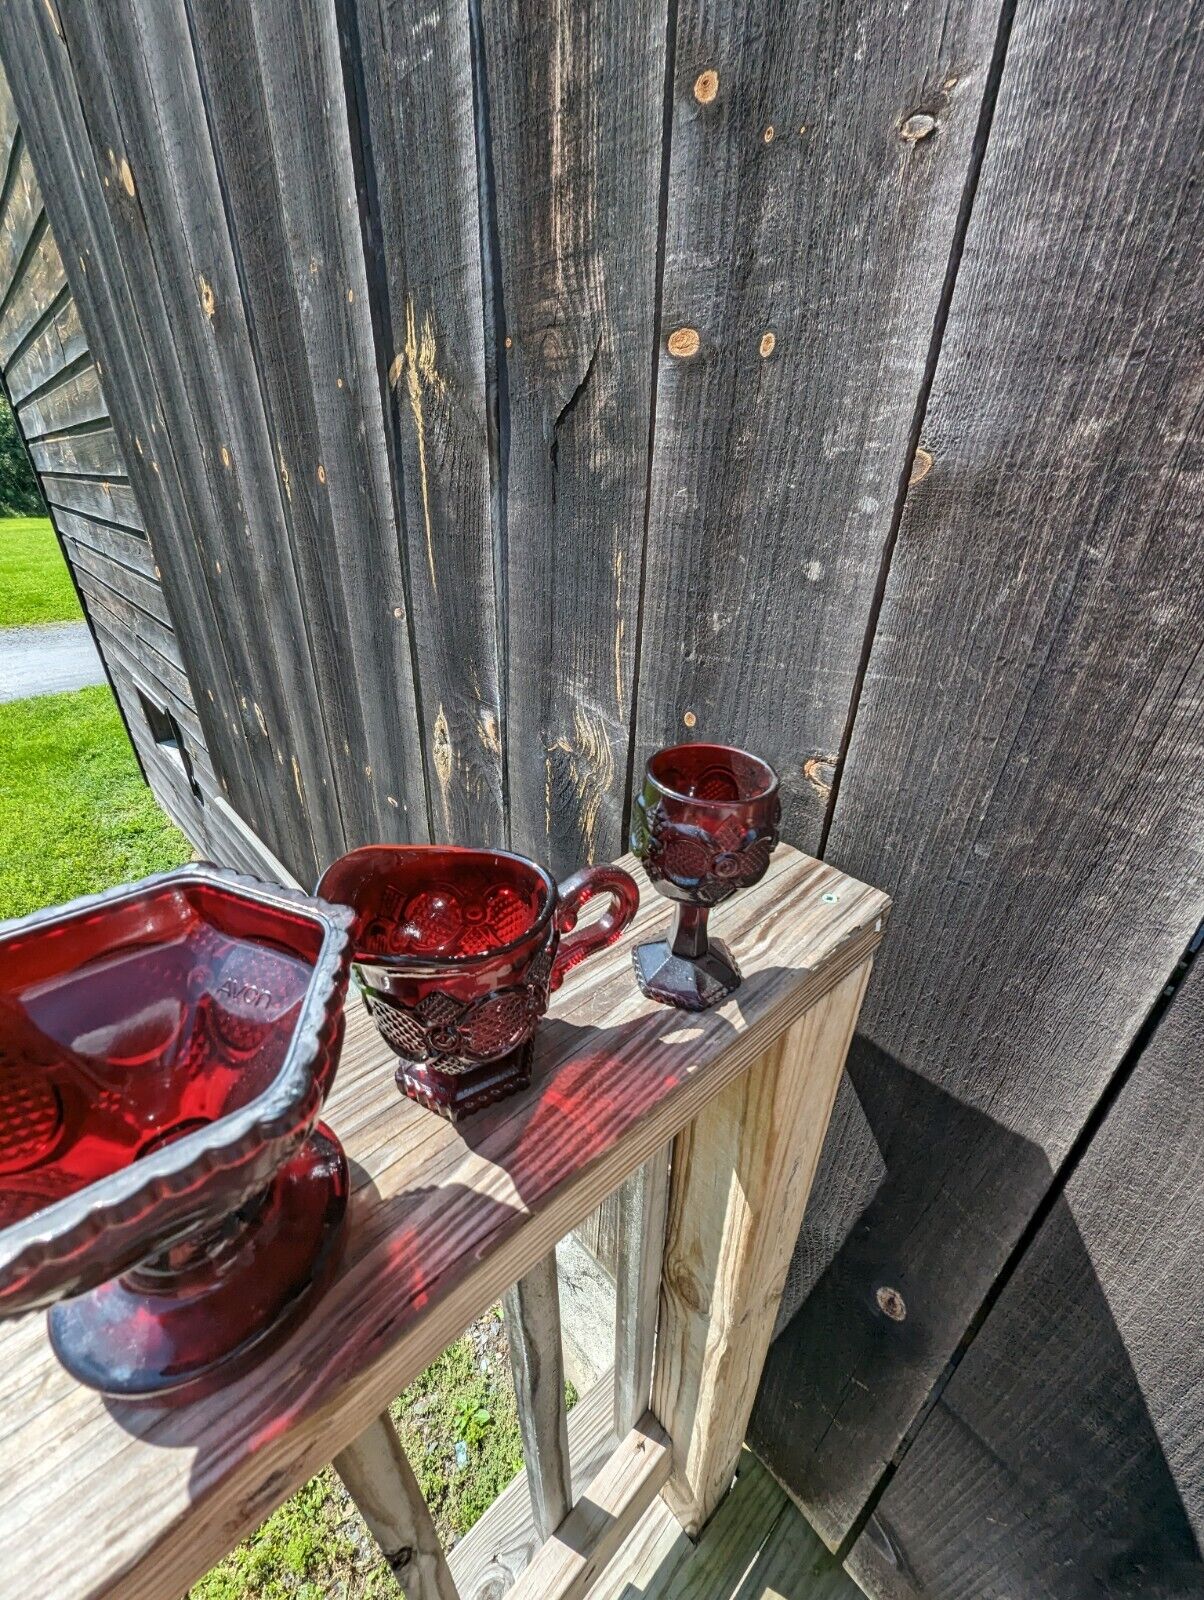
503,1252,573,1540
334,1410,460,1600
652,960,874,1537
613,1146,671,1437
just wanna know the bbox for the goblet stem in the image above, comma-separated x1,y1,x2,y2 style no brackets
669,903,710,961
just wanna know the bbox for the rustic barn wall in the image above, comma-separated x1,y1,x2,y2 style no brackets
749,0,1204,1560
0,61,286,882
1,0,1200,1595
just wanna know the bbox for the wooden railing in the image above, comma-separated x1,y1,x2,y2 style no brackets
0,846,887,1599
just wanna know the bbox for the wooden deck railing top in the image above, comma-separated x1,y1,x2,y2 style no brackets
0,846,889,1600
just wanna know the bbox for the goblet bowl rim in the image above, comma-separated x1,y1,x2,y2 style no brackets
0,863,353,1301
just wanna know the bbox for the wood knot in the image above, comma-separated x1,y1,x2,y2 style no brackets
683,709,697,727
909,446,933,486
876,1285,907,1321
804,754,838,798
759,330,776,358
899,113,937,142
693,69,719,104
118,157,135,197
667,327,700,359
763,125,775,143
198,274,215,319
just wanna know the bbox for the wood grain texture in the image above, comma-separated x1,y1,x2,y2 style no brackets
655,960,873,1535
28,425,124,478
508,1413,672,1600
0,4,285,860
751,0,1204,1548
182,0,430,851
0,846,886,1599
503,1251,574,1541
43,474,144,531
348,0,504,847
334,1411,461,1600
448,1370,619,1600
632,0,1002,848
15,360,105,437
847,958,1204,1600
614,1145,671,1437
480,0,667,875
0,225,71,377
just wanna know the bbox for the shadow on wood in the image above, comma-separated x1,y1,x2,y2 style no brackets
752,1038,1203,1595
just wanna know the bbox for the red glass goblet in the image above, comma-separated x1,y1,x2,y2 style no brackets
0,865,353,1400
316,846,639,1120
630,743,781,1010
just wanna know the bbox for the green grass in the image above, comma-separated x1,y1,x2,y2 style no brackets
0,686,190,920
190,1313,577,1600
0,515,82,626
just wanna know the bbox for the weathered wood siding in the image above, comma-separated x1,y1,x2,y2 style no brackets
1,0,1200,1593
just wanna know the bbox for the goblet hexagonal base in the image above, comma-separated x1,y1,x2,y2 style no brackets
632,936,742,1011
394,1040,534,1121
47,1124,348,1402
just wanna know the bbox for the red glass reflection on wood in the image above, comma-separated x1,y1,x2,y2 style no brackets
0,866,353,1400
630,743,781,1010
317,846,640,1120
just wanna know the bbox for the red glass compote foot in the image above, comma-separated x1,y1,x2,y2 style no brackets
317,846,639,1120
0,866,353,1401
630,744,780,1010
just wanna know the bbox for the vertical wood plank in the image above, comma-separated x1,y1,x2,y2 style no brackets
633,0,1002,848
480,0,668,875
504,1252,573,1542
751,0,1204,1548
846,959,1204,1599
347,0,504,847
334,1410,461,1600
653,960,872,1536
61,0,348,872
181,0,430,849
613,1145,670,1438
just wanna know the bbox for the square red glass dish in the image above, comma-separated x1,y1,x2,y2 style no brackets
0,864,353,1401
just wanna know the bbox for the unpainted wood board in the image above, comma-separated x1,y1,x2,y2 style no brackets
0,140,43,301
27,424,124,478
87,608,202,736
504,1251,573,1540
507,1412,672,1600
613,1145,671,1437
448,1370,619,1600
43,472,143,531
54,504,151,571
591,1451,784,1600
11,1,321,877
73,567,184,671
481,0,666,875
5,288,83,402
655,961,872,1535
15,359,105,437
61,532,171,625
75,0,352,868
633,0,1002,849
751,0,1204,1545
0,846,887,1599
847,959,1204,1600
0,64,16,177
181,0,430,851
349,0,504,846
0,223,69,372
334,1411,460,1600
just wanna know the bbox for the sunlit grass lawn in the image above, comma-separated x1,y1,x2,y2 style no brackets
0,685,191,920
0,515,81,626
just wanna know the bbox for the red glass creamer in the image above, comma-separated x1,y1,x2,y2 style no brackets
318,846,639,1119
